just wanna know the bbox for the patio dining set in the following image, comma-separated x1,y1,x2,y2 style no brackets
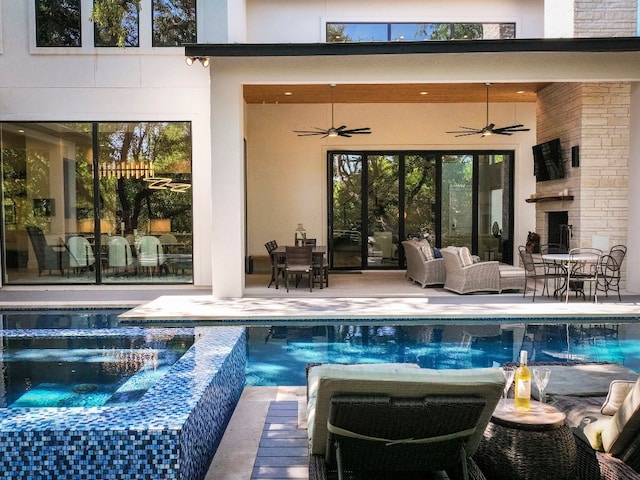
519,244,627,303
265,239,329,292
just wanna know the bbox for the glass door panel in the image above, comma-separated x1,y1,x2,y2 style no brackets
330,153,363,268
478,153,513,263
404,153,437,242
1,122,95,284
367,155,399,267
441,154,473,248
97,122,193,283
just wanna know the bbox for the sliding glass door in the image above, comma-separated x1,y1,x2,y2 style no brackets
329,150,513,270
0,121,193,285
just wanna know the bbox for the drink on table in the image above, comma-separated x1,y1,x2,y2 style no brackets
514,350,531,412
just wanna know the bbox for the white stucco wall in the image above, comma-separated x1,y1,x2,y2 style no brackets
247,0,545,42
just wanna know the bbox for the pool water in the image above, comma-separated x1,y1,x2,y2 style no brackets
1,310,194,408
246,322,640,386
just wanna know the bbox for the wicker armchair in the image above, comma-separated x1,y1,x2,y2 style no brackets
441,247,501,294
516,362,640,480
307,364,504,480
401,239,445,287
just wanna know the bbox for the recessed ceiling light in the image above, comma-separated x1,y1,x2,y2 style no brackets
517,90,525,94
420,91,428,95
284,92,292,96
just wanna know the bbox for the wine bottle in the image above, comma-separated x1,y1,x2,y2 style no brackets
514,350,531,411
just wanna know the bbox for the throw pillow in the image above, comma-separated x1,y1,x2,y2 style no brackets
602,380,636,415
459,246,474,267
433,247,442,258
418,240,434,261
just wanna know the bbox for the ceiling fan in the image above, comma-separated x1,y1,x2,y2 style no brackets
294,84,372,138
446,83,530,137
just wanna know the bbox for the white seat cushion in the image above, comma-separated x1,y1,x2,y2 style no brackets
306,363,504,456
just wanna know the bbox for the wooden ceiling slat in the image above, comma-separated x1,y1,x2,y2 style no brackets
243,83,550,104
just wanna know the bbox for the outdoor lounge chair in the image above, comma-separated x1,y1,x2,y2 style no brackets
517,362,640,480
306,363,504,480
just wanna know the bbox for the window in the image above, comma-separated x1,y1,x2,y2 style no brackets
0,122,193,285
93,0,140,47
152,0,196,47
329,150,515,269
35,0,81,47
327,22,516,43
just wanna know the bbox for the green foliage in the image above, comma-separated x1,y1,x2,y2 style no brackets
327,24,350,42
90,0,141,47
36,0,81,47
418,23,483,40
153,0,196,47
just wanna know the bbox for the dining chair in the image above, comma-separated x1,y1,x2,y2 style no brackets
566,247,602,303
312,251,329,289
136,235,168,275
67,235,96,273
519,249,549,301
540,243,568,297
108,235,135,275
265,240,285,288
284,246,313,292
596,253,624,301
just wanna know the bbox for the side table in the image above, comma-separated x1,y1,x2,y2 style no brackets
475,400,577,480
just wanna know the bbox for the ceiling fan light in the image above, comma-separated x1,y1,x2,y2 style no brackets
328,129,339,137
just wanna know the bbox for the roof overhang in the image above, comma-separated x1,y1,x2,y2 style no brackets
186,37,640,58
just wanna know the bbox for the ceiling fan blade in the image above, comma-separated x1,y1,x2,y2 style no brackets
446,126,481,133
294,128,329,136
495,124,528,131
454,132,483,137
340,127,372,135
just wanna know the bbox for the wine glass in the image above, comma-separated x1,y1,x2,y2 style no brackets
500,366,516,410
533,367,552,404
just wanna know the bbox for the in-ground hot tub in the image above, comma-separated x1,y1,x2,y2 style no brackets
0,311,246,480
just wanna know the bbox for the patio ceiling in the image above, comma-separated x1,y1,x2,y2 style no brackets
243,82,551,104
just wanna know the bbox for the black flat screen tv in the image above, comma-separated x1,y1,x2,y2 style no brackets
532,138,564,182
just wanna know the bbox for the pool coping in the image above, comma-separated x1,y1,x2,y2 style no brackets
119,295,640,326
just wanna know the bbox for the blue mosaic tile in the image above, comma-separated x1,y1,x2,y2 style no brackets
0,325,247,480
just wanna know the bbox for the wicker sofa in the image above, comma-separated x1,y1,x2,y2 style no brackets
441,246,525,294
401,239,446,287
528,362,640,480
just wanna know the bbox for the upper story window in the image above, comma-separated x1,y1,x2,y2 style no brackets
35,0,82,47
34,0,196,50
152,0,196,47
93,0,140,47
327,23,516,43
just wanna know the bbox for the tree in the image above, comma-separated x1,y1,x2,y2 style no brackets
36,0,81,47
91,0,141,47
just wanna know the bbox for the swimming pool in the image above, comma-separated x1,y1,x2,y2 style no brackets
0,309,246,480
246,322,640,385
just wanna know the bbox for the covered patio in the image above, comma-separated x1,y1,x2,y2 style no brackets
186,37,640,299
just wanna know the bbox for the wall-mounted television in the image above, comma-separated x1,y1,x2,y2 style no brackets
532,138,564,182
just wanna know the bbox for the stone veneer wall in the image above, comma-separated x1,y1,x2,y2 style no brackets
536,82,630,284
573,0,638,37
